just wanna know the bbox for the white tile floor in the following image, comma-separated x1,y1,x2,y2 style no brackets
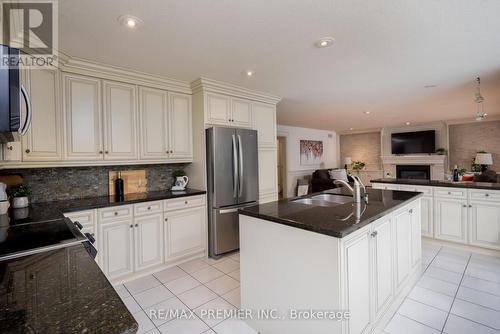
385,241,500,334
115,252,256,334
115,243,500,334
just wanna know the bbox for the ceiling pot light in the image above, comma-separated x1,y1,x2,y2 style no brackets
118,15,143,29
364,111,371,115
405,122,411,125
315,37,335,48
244,70,255,77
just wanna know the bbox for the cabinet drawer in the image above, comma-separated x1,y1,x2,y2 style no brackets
399,185,433,196
469,189,500,202
64,210,96,228
434,187,467,199
164,195,206,212
134,200,163,216
98,205,133,222
372,183,400,191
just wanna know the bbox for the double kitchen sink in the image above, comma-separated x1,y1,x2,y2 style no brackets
293,193,353,207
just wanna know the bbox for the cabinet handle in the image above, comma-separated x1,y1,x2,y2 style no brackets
409,209,413,214
135,224,138,227
469,204,473,208
105,151,109,154
6,146,13,151
25,149,30,154
462,204,467,208
170,150,174,154
99,150,103,154
114,212,118,215
485,194,490,197
130,224,133,228
147,206,151,210
448,192,452,195
185,201,188,204
165,218,168,222
370,231,378,238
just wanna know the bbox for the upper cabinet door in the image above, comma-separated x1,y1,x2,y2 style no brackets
139,87,169,159
63,74,103,160
103,81,138,160
168,92,192,159
206,93,231,125
252,102,276,147
22,69,62,161
231,98,252,128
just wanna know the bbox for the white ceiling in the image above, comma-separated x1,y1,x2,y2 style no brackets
59,0,500,131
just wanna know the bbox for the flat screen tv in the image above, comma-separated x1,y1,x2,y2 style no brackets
391,130,436,154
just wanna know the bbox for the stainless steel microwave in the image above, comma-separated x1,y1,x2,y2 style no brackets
0,45,31,143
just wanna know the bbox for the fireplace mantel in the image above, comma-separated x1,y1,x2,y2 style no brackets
381,155,446,180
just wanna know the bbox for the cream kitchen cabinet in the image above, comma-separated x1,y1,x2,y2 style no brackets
205,93,252,128
102,81,138,160
252,102,276,147
164,205,206,262
22,68,62,161
99,218,135,280
371,216,393,321
63,73,103,160
258,147,279,203
469,201,500,250
139,87,169,159
393,206,412,292
343,229,372,334
230,97,252,127
434,197,468,244
139,89,192,160
134,212,165,271
168,92,193,159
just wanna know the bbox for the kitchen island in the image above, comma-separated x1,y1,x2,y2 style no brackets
238,187,423,334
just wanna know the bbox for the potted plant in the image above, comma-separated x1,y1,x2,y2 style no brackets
351,161,366,175
172,170,189,190
7,184,31,209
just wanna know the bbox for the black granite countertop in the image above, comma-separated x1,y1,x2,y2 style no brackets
239,187,422,238
7,188,206,225
371,178,500,190
0,244,137,334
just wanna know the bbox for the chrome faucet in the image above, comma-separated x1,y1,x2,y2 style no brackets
334,174,366,203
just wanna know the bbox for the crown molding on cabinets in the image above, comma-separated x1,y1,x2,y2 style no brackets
58,51,191,95
190,77,281,105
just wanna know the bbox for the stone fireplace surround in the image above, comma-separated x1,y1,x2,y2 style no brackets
381,155,446,180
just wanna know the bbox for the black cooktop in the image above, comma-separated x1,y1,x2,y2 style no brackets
0,218,86,260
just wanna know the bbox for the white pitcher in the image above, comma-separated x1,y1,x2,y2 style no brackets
0,182,9,215
175,176,189,190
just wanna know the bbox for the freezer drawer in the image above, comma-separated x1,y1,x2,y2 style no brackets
209,207,240,257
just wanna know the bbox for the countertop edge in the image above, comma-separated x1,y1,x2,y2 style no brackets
371,178,500,190
239,192,423,238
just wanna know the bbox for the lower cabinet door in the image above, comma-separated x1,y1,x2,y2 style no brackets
134,212,165,271
371,217,393,320
394,208,411,291
420,196,433,238
344,230,372,334
434,198,468,243
469,201,500,250
164,206,206,261
100,220,135,280
410,201,422,269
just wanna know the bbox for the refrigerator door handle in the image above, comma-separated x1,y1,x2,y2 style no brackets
238,134,244,197
232,134,238,198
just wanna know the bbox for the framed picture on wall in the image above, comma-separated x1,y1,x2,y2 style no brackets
300,140,323,166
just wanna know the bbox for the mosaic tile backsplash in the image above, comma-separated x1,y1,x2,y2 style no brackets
0,164,188,203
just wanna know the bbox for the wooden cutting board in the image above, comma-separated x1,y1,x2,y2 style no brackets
108,170,147,196
0,175,24,187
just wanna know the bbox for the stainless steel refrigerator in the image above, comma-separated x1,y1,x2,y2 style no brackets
206,127,259,257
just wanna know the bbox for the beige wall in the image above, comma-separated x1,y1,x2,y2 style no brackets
340,132,382,170
449,120,500,171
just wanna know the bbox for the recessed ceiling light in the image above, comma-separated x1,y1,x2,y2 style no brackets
316,37,335,48
349,128,354,131
405,122,411,125
244,70,255,77
364,111,371,115
118,15,143,29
